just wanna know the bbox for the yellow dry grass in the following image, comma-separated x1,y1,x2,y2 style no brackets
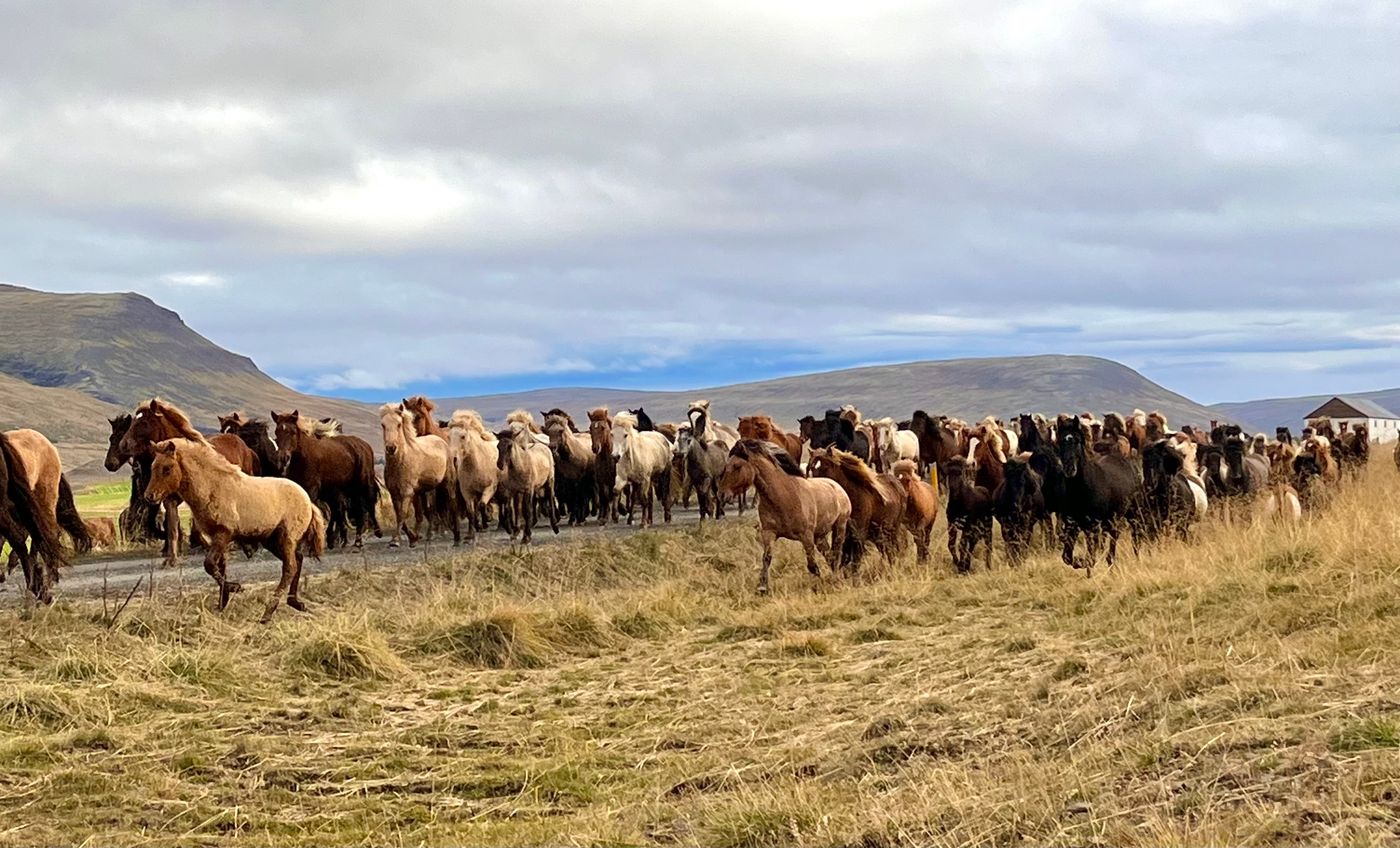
2,461,1400,846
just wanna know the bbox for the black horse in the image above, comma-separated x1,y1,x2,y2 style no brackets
1055,415,1140,574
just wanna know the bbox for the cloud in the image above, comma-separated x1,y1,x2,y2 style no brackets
0,0,1395,403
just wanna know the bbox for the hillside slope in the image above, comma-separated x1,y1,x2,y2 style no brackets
0,285,376,451
1214,388,1400,432
434,355,1229,429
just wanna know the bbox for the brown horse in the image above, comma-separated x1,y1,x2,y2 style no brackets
720,440,850,594
588,407,619,525
0,430,69,603
118,399,256,566
83,517,118,549
738,415,804,462
404,395,447,438
219,413,280,477
893,459,938,564
543,412,596,527
145,438,324,622
380,403,459,547
495,420,559,544
2,429,91,591
807,447,906,568
104,414,164,544
272,410,382,548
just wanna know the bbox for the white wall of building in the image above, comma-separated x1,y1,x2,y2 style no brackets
1333,417,1400,444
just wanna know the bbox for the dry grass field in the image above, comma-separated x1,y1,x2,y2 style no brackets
2,461,1400,846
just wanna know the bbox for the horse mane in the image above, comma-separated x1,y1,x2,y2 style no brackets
688,399,711,413
163,437,239,478
450,409,494,440
506,409,538,431
892,458,918,478
814,448,884,493
839,405,861,425
587,407,610,423
613,411,639,431
736,439,804,476
1132,409,1147,426
541,408,578,431
1102,412,1126,436
136,398,208,444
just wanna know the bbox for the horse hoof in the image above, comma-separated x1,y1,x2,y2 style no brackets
288,598,308,612
388,541,400,549
756,585,770,596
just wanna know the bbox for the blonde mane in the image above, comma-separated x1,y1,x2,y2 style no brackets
587,407,610,423
450,409,495,441
613,411,639,431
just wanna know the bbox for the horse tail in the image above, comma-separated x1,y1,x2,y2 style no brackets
56,474,92,554
302,503,326,560
1,436,68,570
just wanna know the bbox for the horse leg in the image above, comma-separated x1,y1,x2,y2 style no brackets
757,528,776,595
546,480,560,535
801,533,822,577
287,550,308,612
981,520,993,571
658,469,672,524
522,492,535,545
947,521,962,572
260,529,299,624
202,533,232,610
446,482,462,546
1060,519,1079,568
916,525,930,564
163,498,182,568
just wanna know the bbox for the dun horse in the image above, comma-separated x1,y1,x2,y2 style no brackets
0,430,69,603
720,440,850,594
447,410,500,541
495,420,559,544
379,403,459,547
613,411,673,527
145,439,324,622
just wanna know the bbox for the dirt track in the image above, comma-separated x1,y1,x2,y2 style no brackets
6,505,716,604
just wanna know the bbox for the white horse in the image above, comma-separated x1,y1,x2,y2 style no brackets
613,411,674,527
447,410,500,542
687,399,739,448
871,417,919,472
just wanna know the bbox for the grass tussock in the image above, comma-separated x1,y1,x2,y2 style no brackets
3,460,1400,845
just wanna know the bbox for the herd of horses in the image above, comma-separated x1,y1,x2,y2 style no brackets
0,396,1395,617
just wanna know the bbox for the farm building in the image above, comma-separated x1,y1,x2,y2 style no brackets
1304,396,1400,444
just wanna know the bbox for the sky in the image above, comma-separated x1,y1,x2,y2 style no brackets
1,1,1397,405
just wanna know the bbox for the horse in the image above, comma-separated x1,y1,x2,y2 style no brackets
1336,424,1370,480
944,457,994,574
2,428,91,593
870,418,919,473
1054,415,1140,574
719,440,850,594
613,411,673,527
219,413,281,477
687,399,738,449
587,408,620,525
993,453,1046,566
104,414,163,544
543,412,596,526
807,447,906,568
447,410,500,541
1139,439,1205,543
272,410,382,548
117,399,256,566
83,517,118,549
403,395,446,437
378,403,459,547
892,459,937,564
677,424,729,521
738,415,804,462
495,420,559,544
0,431,68,603
145,439,324,622
909,411,961,483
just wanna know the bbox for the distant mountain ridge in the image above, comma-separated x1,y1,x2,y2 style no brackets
432,355,1229,431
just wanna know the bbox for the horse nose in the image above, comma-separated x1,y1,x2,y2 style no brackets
385,444,398,456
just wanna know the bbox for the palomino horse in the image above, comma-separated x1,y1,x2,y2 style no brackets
588,408,619,525
495,420,559,544
379,403,459,547
893,459,938,564
543,412,596,527
737,415,803,462
447,410,499,541
613,411,673,527
118,399,256,566
719,440,850,594
272,410,382,548
0,430,68,603
145,438,325,623
807,447,906,568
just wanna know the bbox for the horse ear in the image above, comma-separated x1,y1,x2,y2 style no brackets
157,441,177,455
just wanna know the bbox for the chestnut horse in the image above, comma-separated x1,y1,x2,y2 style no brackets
719,440,850,594
588,408,619,525
893,459,938,564
118,399,256,567
145,438,324,623
738,415,803,462
104,414,163,544
807,447,906,568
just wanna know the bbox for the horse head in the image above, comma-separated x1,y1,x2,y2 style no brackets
104,414,134,472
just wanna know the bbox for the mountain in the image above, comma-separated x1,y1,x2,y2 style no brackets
1212,388,1400,433
432,355,1227,430
0,285,375,476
